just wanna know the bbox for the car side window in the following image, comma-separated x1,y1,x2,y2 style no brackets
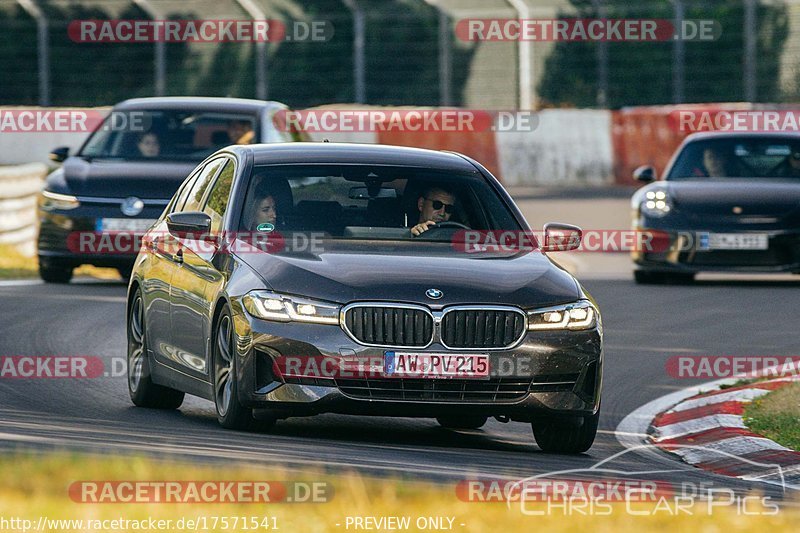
168,168,202,215
203,160,235,233
182,158,225,212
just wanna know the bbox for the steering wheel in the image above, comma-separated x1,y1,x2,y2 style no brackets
412,221,469,237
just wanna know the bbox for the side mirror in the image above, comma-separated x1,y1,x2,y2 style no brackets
540,223,582,252
166,212,213,239
633,165,656,183
49,146,70,163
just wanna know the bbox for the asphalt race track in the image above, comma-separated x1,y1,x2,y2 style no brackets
2,274,799,499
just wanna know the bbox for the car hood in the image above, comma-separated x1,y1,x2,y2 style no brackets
62,157,196,199
235,241,581,308
667,179,800,219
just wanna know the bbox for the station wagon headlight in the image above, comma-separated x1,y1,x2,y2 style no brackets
527,300,597,331
39,190,80,211
243,291,340,325
640,189,672,217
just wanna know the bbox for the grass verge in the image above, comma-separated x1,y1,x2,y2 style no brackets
745,381,800,451
0,243,121,281
0,452,799,531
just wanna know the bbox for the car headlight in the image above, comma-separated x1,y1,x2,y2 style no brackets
640,189,671,217
527,300,597,331
243,291,340,325
39,190,80,211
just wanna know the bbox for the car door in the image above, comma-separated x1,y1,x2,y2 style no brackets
142,167,201,363
168,157,231,378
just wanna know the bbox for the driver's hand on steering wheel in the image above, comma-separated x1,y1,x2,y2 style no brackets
411,220,437,236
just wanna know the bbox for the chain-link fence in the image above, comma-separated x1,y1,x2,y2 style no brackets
1,0,800,109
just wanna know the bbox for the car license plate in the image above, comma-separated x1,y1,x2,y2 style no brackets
384,351,489,379
96,218,156,232
698,232,768,251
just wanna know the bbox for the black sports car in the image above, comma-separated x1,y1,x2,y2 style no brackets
127,142,603,453
37,97,303,283
632,132,800,283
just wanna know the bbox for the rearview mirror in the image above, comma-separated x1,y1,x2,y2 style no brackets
540,223,582,252
166,212,213,239
348,186,397,200
633,165,656,182
49,146,70,163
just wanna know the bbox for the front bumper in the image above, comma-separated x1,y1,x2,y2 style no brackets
232,310,603,422
37,203,165,268
632,226,800,273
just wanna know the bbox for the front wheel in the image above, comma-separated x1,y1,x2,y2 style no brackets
213,308,274,431
532,411,599,454
39,258,73,284
128,289,184,409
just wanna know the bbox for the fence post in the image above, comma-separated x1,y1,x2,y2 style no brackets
592,0,608,107
743,0,757,102
672,0,685,103
438,9,452,106
507,0,533,109
343,0,366,104
17,0,49,106
237,0,269,100
133,0,166,96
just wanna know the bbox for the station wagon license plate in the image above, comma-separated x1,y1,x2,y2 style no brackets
384,352,489,379
698,232,768,251
96,218,156,233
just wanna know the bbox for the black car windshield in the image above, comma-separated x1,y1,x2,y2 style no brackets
79,110,258,161
239,164,524,243
668,137,800,179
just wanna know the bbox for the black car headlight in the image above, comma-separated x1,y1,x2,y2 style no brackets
527,300,597,331
243,291,340,325
39,190,80,211
640,188,672,217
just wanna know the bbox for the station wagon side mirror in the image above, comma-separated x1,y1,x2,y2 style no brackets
49,146,70,163
540,223,582,252
166,212,213,240
633,165,656,183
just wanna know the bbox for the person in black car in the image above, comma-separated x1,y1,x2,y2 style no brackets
410,186,459,236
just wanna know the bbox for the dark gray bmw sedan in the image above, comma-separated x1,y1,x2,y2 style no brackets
127,142,603,453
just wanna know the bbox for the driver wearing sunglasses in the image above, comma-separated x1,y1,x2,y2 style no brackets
411,186,459,236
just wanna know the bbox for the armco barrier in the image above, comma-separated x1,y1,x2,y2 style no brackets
0,163,47,254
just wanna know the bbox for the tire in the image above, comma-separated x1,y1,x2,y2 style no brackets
667,272,695,284
213,307,274,431
436,416,488,429
127,289,185,409
633,270,666,284
532,411,599,454
39,258,73,284
118,267,133,281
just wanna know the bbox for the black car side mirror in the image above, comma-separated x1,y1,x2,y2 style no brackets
166,212,213,239
540,223,582,252
633,165,656,182
49,146,70,163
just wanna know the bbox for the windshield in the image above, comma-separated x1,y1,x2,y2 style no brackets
238,164,524,243
668,137,800,179
79,110,259,161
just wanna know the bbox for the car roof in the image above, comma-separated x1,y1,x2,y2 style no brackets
113,97,286,113
685,131,800,142
243,142,478,171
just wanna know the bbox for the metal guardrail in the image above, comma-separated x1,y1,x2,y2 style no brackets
0,163,47,255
